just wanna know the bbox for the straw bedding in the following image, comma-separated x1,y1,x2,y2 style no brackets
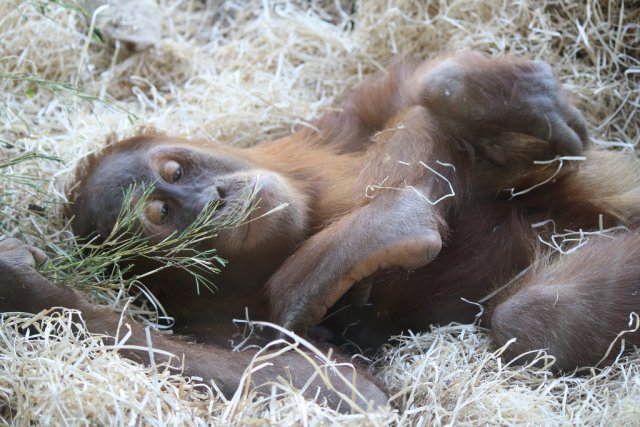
0,0,638,425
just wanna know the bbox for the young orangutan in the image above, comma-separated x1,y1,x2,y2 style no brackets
1,52,639,408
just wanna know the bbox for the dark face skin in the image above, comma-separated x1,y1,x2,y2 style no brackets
70,137,309,263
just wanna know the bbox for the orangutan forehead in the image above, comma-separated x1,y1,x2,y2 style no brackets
90,149,152,188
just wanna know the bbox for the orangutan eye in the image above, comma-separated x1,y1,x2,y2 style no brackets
162,160,183,183
173,166,183,182
146,200,170,224
160,203,169,219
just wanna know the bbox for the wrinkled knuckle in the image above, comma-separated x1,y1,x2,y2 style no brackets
0,238,25,252
0,250,33,269
422,58,465,102
521,61,557,90
0,257,10,273
526,94,554,113
531,59,553,74
0,255,30,280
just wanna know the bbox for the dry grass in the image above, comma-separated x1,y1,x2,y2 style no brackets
0,0,639,425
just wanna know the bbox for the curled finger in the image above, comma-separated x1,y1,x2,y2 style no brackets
564,104,590,149
29,246,49,267
527,112,583,156
547,115,584,156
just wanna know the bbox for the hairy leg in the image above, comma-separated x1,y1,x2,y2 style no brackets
0,238,387,410
490,230,640,371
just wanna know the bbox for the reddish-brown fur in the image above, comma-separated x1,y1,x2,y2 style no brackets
1,52,639,408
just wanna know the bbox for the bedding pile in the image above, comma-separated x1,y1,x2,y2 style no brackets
0,1,638,424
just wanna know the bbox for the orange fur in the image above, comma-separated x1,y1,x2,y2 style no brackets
3,52,640,411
